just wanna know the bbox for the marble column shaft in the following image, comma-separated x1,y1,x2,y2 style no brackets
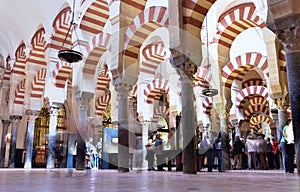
276,22,300,175
218,108,231,170
277,108,288,141
181,76,197,174
0,120,11,167
47,106,59,169
117,85,130,172
76,97,90,170
24,110,39,169
8,115,22,168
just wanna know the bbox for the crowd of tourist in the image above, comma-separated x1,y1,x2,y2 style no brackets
196,119,295,173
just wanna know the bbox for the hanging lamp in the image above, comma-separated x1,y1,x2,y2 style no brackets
57,0,83,63
202,16,218,97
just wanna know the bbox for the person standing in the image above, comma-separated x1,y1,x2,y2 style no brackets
272,137,280,169
232,135,244,170
256,135,268,170
197,135,210,171
154,133,165,171
266,137,274,169
145,136,155,171
283,119,295,173
214,136,223,172
245,135,257,170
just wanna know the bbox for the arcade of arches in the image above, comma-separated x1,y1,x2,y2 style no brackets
0,0,299,175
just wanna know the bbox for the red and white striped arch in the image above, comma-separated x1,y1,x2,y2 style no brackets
194,81,209,89
214,3,266,59
202,97,213,115
194,66,212,87
30,68,47,98
183,0,216,39
3,56,12,81
236,86,269,109
124,6,169,68
244,104,270,119
48,7,72,50
152,106,170,127
52,61,72,88
12,43,27,75
79,0,109,35
14,79,26,105
278,48,286,72
238,93,268,109
96,72,110,95
141,42,167,75
129,85,138,98
27,28,47,66
144,79,170,104
248,96,269,107
222,52,268,88
250,115,271,129
242,78,265,88
83,32,111,76
95,94,111,117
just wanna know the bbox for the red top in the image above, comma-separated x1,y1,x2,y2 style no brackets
272,141,279,154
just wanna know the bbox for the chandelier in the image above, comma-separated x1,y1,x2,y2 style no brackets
57,0,83,63
202,16,218,97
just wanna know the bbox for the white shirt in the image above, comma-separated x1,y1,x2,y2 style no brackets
246,139,257,152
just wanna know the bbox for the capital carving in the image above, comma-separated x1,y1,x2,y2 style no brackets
170,50,197,81
1,120,11,126
275,98,289,111
115,84,131,99
76,97,91,110
216,107,230,119
10,115,22,127
277,24,300,53
26,110,40,123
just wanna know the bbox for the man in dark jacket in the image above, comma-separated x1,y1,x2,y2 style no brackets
232,136,244,170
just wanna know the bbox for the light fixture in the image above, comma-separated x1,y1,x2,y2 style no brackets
202,15,218,97
57,0,83,63
202,88,218,97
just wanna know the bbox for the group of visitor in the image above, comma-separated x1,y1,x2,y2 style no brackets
197,133,223,172
145,133,165,171
144,118,295,173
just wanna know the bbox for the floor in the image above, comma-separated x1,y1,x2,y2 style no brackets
0,169,299,192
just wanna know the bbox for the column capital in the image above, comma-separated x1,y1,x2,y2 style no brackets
1,119,11,126
26,110,40,123
275,98,289,111
115,83,131,98
47,103,62,117
276,24,300,53
10,115,22,127
216,107,230,119
170,49,197,81
76,97,91,111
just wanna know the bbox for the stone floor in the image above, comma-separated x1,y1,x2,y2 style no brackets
0,169,299,192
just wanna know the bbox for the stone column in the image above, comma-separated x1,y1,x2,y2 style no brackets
275,99,288,141
8,115,22,168
181,74,197,174
217,107,231,170
142,120,150,169
116,84,130,172
24,110,39,169
0,120,11,167
268,1,300,174
76,97,91,170
274,23,300,175
171,54,198,174
46,105,60,169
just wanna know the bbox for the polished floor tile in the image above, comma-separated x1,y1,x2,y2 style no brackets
0,169,299,192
